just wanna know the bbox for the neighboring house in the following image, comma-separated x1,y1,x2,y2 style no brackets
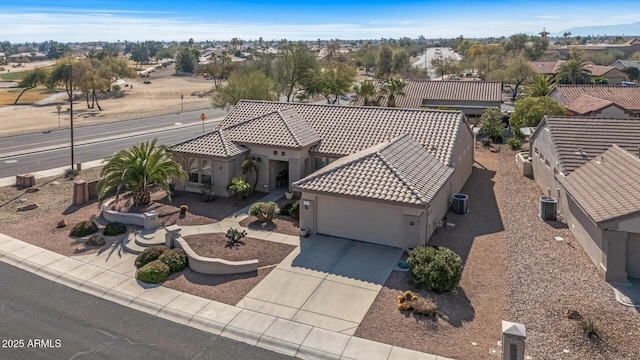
558,145,640,282
172,100,475,247
529,60,629,84
550,84,640,117
7,52,47,62
610,59,640,73
529,116,640,281
354,80,503,122
564,94,636,118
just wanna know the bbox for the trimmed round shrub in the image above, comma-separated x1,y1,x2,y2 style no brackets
136,260,170,284
135,246,167,268
407,245,463,293
70,220,98,237
86,234,106,247
507,138,522,150
159,248,188,273
103,222,127,236
249,201,279,223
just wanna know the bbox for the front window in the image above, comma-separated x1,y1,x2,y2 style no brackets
188,158,199,183
201,159,212,184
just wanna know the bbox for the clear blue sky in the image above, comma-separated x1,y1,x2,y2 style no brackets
1,0,639,42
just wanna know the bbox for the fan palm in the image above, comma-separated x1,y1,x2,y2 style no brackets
97,139,186,206
555,59,592,84
527,75,555,97
382,75,406,107
353,80,382,106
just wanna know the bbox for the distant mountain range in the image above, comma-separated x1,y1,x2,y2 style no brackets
552,22,640,37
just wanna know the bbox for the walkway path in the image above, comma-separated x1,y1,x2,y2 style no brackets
0,190,450,360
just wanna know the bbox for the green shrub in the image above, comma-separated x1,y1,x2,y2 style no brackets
225,228,247,249
289,200,300,220
86,234,106,247
136,259,170,284
69,220,98,237
180,205,188,215
249,201,279,223
407,245,463,293
279,202,292,216
227,177,253,199
135,246,167,268
103,222,127,236
507,138,522,150
159,248,188,273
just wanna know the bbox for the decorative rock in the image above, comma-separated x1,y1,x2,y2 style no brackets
567,310,583,320
51,181,60,185
15,198,27,203
86,234,106,247
17,202,39,211
56,219,68,228
25,187,40,193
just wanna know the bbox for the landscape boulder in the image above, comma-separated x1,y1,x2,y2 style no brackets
86,234,106,247
17,202,39,211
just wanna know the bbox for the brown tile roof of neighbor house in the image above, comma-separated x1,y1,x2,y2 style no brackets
221,100,468,164
171,130,247,157
352,80,503,108
223,108,321,148
558,145,640,223
293,134,454,206
565,94,614,115
552,85,640,112
539,116,640,174
583,63,618,77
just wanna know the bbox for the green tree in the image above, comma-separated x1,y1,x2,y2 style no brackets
301,63,357,104
47,59,75,101
130,43,150,69
212,70,278,108
509,97,568,137
356,43,377,73
431,57,459,80
489,53,535,100
241,156,260,191
555,58,592,84
526,75,555,97
175,47,200,73
381,75,406,107
353,80,382,106
376,45,393,77
622,67,639,81
275,42,317,102
97,139,187,206
478,108,503,143
13,67,48,105
227,177,252,199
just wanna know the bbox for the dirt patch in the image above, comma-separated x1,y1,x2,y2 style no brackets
182,233,295,266
355,148,510,360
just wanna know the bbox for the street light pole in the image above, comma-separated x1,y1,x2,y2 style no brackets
65,64,75,170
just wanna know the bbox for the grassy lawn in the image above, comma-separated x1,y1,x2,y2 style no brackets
0,87,55,106
0,71,25,81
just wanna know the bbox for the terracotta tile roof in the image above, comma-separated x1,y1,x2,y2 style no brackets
583,63,618,77
222,101,467,164
552,85,640,112
558,145,640,223
537,116,640,174
224,108,321,148
171,130,247,157
352,80,503,108
565,94,614,115
529,61,561,75
293,134,454,205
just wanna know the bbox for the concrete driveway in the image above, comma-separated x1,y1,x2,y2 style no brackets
237,235,403,335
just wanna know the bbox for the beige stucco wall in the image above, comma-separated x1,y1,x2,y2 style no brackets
235,144,314,191
560,190,604,272
530,125,562,197
449,119,474,195
299,193,428,248
590,105,635,118
426,179,453,241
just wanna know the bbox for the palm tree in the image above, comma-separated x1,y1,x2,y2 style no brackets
555,59,592,84
97,139,186,206
382,76,406,107
527,75,555,97
14,67,48,104
241,156,260,191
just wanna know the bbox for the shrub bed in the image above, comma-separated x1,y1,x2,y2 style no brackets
103,222,127,236
159,248,188,273
407,245,463,293
69,220,98,237
136,259,170,284
135,246,167,268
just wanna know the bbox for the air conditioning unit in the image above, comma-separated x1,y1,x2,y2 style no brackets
452,194,468,214
539,197,557,221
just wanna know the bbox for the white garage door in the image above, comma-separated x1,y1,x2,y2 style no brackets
316,196,404,247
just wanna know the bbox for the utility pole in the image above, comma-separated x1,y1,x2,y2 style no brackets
181,94,184,113
65,64,75,170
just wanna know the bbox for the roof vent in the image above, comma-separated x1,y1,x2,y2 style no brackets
574,148,587,157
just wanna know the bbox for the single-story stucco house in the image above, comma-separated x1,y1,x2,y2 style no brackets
550,84,640,118
353,80,503,123
529,116,640,281
171,100,474,247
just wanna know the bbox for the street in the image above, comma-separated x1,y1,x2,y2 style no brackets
0,262,291,360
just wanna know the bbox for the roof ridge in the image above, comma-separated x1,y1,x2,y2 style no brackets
277,108,302,147
376,150,429,204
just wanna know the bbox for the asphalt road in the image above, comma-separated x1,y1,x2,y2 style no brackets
0,111,223,178
0,262,291,360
